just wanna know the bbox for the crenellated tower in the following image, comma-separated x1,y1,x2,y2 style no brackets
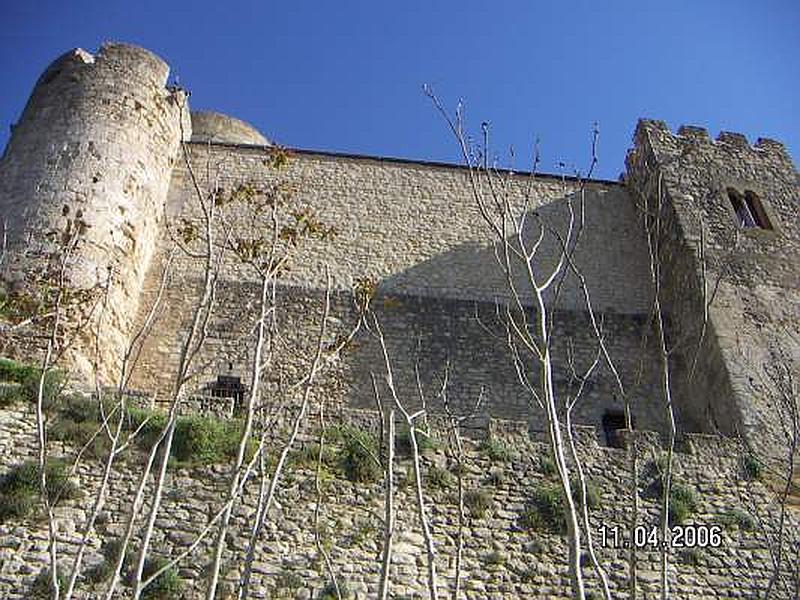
0,42,191,382
625,119,800,453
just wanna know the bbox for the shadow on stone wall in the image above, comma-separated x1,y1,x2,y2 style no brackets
380,186,653,315
130,186,675,443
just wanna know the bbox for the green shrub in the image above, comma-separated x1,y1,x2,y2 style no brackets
519,565,538,583
275,568,303,592
21,368,65,410
396,426,435,457
0,382,23,408
642,459,697,526
395,472,411,491
49,418,112,460
171,415,253,466
86,559,114,584
525,537,545,554
538,456,557,477
571,477,601,510
0,490,38,523
31,568,68,599
290,442,338,471
521,484,566,534
680,548,703,566
319,580,351,599
172,414,227,463
322,423,352,444
340,428,381,483
643,455,669,482
0,357,37,383
126,406,168,449
485,469,505,487
716,508,754,531
140,557,183,600
484,549,506,567
122,409,253,466
86,537,135,584
480,436,513,462
58,394,108,423
668,483,698,526
47,396,128,460
742,453,763,480
0,459,77,522
464,488,493,518
47,398,100,444
449,462,467,477
425,464,453,490
49,407,98,443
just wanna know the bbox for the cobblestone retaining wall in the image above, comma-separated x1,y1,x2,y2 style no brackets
0,400,796,599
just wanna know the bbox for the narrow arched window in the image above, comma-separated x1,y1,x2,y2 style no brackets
727,188,771,229
744,191,772,229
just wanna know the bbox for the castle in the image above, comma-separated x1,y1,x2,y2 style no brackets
2,42,797,450
0,41,798,599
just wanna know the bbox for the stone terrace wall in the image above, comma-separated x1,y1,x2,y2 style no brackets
0,399,797,599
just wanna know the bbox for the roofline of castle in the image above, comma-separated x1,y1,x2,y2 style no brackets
186,140,623,186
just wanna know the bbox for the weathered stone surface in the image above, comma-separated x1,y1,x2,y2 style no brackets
0,43,190,382
1,399,795,598
626,119,800,453
1,42,798,599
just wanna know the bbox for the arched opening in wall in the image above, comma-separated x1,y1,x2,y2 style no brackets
744,191,772,229
602,410,628,448
727,188,772,230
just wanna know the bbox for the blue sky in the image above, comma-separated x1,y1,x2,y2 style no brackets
2,1,798,180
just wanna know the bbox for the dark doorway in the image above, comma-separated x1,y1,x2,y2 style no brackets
208,374,246,413
602,410,628,448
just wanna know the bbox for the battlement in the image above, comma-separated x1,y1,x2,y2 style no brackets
632,118,794,166
33,42,173,94
34,48,94,86
94,42,172,84
626,115,800,459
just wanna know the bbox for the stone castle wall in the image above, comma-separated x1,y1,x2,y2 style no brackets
1,42,797,446
1,42,799,600
127,143,664,437
163,144,653,313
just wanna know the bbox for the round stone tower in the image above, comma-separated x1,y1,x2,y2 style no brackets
0,42,191,382
190,111,270,145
